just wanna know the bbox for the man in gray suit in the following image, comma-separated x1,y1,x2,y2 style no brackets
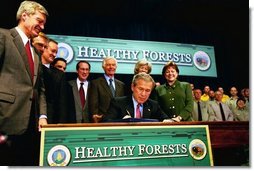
88,56,125,123
0,1,48,165
209,91,234,121
69,61,91,123
191,89,215,121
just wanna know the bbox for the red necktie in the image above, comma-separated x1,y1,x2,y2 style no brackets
79,82,85,108
25,40,34,80
136,104,141,118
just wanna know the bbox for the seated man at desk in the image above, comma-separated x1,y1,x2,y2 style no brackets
104,73,170,122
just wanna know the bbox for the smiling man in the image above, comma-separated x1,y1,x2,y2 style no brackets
0,1,48,165
68,60,91,123
88,56,125,123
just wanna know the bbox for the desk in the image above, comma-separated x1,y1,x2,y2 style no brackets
43,121,249,166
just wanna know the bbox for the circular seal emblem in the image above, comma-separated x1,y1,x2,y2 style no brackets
193,51,211,71
47,145,71,166
56,42,74,63
189,139,207,160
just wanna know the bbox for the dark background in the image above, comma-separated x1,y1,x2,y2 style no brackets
1,0,249,94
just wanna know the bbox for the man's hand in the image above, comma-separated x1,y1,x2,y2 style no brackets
38,118,47,131
92,114,103,123
171,115,182,122
162,119,174,122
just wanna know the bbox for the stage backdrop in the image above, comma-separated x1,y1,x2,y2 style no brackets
48,34,217,77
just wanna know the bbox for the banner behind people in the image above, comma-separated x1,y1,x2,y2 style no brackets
48,34,217,77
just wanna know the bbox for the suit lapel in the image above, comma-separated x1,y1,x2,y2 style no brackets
143,101,152,118
33,50,39,85
115,80,121,96
69,80,82,108
100,77,113,97
126,96,135,117
10,28,33,83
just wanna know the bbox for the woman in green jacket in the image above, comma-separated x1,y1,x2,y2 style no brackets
153,61,193,121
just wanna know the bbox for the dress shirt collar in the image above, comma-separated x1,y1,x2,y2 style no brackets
77,78,88,88
15,26,29,46
43,63,50,68
104,74,114,83
216,101,223,105
132,96,143,107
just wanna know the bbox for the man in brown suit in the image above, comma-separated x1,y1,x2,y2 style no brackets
88,56,125,122
0,1,48,165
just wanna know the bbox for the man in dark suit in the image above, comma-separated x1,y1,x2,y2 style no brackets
40,39,70,124
68,61,91,123
0,1,48,165
88,56,125,122
104,73,169,122
51,57,67,72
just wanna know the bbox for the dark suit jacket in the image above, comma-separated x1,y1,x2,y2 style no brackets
88,76,125,117
68,80,91,123
42,66,69,124
104,96,169,122
0,28,47,135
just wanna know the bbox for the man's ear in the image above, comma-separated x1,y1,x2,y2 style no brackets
21,12,28,22
131,83,134,92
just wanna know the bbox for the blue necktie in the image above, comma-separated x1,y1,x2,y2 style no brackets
109,78,115,97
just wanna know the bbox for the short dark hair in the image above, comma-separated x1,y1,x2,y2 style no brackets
76,60,91,70
162,61,179,75
51,57,67,66
132,73,155,87
237,97,246,104
48,38,58,45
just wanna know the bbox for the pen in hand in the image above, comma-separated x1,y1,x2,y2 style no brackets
122,109,132,119
126,109,131,116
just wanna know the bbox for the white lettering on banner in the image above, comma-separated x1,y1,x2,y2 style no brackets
76,46,192,64
74,143,188,161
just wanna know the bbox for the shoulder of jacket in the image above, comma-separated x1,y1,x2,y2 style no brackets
91,77,104,83
179,81,190,86
115,79,125,85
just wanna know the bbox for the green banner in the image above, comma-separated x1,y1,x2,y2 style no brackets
48,35,217,77
40,125,213,166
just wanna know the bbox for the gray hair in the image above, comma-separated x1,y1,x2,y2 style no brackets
102,56,117,67
134,59,152,74
132,73,155,87
16,1,49,21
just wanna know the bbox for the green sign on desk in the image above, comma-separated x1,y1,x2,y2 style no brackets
40,125,213,166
